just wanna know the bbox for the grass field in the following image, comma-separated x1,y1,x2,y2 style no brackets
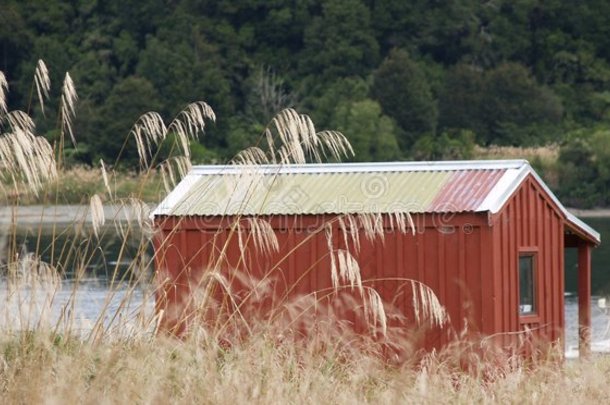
0,330,608,403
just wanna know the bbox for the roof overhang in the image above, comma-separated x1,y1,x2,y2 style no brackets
481,163,600,246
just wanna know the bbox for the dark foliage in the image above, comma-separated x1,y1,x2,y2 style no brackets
3,0,610,205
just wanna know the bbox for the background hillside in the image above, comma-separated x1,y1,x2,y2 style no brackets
3,0,610,207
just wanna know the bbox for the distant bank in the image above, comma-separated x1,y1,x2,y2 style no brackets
567,209,610,218
0,204,153,231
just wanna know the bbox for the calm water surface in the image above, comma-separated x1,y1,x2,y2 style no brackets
0,279,155,335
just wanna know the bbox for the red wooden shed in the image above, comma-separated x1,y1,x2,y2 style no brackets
152,160,600,354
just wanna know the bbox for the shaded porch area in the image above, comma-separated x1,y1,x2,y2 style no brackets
565,231,596,356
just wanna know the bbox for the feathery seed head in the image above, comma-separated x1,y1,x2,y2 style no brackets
90,194,105,238
60,72,78,146
130,111,167,169
4,110,35,133
34,60,50,116
0,71,8,116
100,159,112,198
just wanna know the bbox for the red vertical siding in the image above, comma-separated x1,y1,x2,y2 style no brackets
491,176,565,346
480,224,495,336
154,213,490,350
441,228,455,346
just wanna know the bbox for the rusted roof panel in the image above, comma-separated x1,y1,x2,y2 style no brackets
429,169,506,212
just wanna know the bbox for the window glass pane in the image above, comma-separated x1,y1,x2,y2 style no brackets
519,255,535,315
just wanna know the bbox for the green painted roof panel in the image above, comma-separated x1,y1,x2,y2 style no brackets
169,170,454,216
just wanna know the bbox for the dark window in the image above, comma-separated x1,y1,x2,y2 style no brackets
519,254,536,315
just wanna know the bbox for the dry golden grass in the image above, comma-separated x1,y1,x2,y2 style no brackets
473,144,560,166
473,144,562,188
0,331,608,404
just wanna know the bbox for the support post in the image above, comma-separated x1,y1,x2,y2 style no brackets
578,242,592,357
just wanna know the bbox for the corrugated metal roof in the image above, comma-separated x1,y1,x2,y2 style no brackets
155,164,509,216
152,160,600,244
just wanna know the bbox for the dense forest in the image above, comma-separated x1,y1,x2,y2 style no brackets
2,0,610,207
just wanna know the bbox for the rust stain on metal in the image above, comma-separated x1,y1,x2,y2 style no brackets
429,169,505,212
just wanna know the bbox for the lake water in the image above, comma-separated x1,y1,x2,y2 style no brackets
0,223,156,336
1,215,609,355
0,279,156,337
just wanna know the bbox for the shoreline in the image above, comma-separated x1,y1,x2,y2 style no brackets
0,204,153,231
567,208,610,218
0,205,608,227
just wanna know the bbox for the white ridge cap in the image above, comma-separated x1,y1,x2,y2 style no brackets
189,159,529,175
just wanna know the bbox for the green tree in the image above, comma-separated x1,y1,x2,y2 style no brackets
439,62,562,145
136,32,233,149
412,129,476,161
371,49,438,148
331,99,401,161
301,0,379,80
308,77,370,130
438,64,486,138
71,52,117,105
85,76,162,166
551,128,610,208
0,1,31,106
136,37,229,117
484,62,563,144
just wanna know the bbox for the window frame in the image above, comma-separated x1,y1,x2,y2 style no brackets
518,248,540,322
